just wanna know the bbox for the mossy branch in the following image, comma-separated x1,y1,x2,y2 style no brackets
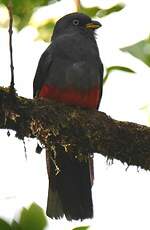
0,86,150,170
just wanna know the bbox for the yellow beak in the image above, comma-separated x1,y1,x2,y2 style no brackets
85,21,102,30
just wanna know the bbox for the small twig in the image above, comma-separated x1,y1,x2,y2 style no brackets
7,0,15,92
74,0,81,11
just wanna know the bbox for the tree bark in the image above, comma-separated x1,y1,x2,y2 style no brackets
0,86,150,170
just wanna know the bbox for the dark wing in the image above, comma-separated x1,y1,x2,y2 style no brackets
33,46,52,98
96,58,103,109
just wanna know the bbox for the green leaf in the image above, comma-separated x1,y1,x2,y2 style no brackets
104,65,135,83
0,0,60,30
19,203,47,230
0,218,11,230
107,66,135,73
96,3,125,18
79,5,100,18
79,3,125,18
121,37,150,67
72,226,89,230
11,220,21,230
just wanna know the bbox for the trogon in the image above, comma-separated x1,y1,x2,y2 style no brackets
33,12,103,220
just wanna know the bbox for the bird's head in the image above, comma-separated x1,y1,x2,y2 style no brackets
51,12,101,40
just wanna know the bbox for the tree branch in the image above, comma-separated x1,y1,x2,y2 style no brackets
0,86,150,170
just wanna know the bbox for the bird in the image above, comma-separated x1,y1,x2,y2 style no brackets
33,12,103,221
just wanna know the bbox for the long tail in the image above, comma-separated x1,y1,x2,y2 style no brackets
46,148,93,221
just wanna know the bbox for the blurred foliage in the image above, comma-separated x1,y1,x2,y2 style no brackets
0,203,47,230
78,2,125,18
0,203,90,230
0,219,11,230
79,5,100,18
72,226,89,230
0,0,60,30
96,3,125,18
36,20,55,42
121,37,150,67
19,203,47,230
104,65,135,83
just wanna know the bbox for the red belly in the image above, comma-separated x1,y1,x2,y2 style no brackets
39,84,100,109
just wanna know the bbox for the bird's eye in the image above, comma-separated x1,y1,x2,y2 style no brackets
72,19,80,26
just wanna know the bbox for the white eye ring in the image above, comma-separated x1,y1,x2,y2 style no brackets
72,19,80,26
